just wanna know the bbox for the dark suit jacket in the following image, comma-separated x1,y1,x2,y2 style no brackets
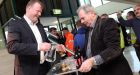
7,18,50,75
82,17,132,75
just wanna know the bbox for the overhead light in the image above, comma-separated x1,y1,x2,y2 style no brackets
53,9,62,15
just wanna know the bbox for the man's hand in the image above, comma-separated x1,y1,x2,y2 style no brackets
55,44,66,52
39,42,51,51
79,57,96,72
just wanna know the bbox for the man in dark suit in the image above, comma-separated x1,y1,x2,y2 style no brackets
7,1,51,75
77,5,133,75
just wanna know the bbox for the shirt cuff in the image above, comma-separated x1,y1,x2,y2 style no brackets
93,55,104,65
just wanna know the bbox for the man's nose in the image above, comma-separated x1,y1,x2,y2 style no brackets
38,12,41,16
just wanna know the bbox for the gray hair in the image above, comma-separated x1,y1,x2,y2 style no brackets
77,4,96,14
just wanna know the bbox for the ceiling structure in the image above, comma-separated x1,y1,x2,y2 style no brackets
0,0,3,5
40,0,138,26
40,17,72,26
108,0,140,4
95,2,135,15
0,0,139,26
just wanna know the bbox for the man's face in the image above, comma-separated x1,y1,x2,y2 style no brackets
134,6,140,19
27,3,42,23
62,30,68,35
126,13,133,20
78,9,93,27
51,30,57,35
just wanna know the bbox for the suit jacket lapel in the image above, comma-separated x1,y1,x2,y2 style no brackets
20,18,37,43
90,17,102,52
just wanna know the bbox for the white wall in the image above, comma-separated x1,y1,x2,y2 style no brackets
95,2,135,15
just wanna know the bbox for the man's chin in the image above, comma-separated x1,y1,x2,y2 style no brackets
86,24,91,27
136,16,140,19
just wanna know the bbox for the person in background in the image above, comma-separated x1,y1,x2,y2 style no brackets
120,11,136,46
47,27,65,66
123,11,136,46
62,27,74,57
117,3,140,62
48,27,65,44
126,11,137,45
100,13,109,19
71,28,77,37
77,4,132,75
101,13,130,48
48,27,59,43
74,20,87,50
126,11,136,20
74,20,87,70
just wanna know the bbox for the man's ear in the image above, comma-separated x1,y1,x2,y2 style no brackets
26,6,30,12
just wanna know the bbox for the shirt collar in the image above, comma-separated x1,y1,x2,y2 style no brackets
90,15,98,29
23,15,38,25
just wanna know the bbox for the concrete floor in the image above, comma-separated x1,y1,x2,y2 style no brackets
0,49,14,75
0,46,140,75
